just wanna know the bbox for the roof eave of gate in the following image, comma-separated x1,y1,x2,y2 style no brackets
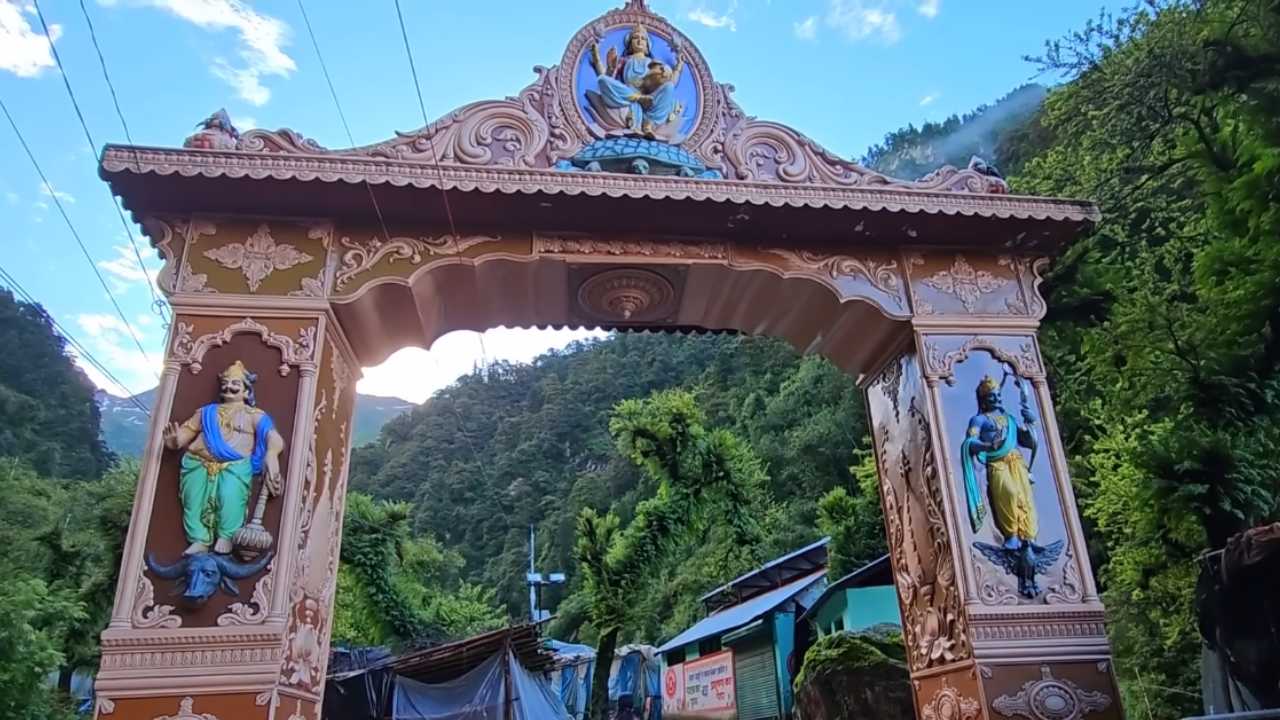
100,145,1101,252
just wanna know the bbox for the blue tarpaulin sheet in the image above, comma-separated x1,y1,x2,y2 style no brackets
393,650,571,720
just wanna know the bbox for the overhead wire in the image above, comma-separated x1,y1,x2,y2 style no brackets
0,263,149,411
0,96,159,379
391,0,485,368
294,0,394,247
33,0,170,325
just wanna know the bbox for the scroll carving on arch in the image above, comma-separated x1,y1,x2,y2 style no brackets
170,318,318,376
747,247,910,317
132,573,181,629
333,234,503,293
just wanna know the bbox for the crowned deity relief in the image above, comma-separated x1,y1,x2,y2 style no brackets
585,23,687,142
961,373,1063,598
145,361,285,609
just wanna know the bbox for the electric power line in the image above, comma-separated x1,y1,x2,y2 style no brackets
294,0,394,248
0,263,149,411
392,0,460,242
34,0,170,325
0,96,159,380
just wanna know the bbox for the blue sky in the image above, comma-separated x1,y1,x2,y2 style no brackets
0,0,1119,403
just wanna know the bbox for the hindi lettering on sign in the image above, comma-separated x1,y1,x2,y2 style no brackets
665,651,735,719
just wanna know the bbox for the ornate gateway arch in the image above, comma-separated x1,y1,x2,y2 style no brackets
94,2,1120,719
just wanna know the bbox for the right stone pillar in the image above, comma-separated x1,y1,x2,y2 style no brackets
862,254,1122,720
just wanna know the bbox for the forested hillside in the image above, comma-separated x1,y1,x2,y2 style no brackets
347,333,879,645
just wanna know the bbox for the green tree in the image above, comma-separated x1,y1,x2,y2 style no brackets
0,577,83,720
576,390,765,720
816,450,887,579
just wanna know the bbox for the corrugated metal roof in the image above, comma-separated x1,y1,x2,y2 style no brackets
797,555,893,625
699,537,829,612
658,570,827,653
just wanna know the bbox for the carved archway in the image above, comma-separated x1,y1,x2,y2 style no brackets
94,3,1118,719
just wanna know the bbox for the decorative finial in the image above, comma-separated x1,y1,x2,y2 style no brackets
624,0,650,10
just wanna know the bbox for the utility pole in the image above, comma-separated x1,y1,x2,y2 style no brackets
526,524,566,622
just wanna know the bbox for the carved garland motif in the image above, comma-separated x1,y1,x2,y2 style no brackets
333,234,501,291
765,248,905,309
992,666,1112,720
922,335,1044,384
203,224,314,292
170,319,318,376
921,678,982,720
919,255,1012,313
132,574,180,629
535,234,726,259
151,697,219,720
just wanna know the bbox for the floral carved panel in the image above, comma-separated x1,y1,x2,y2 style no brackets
182,219,331,296
907,252,1024,316
332,232,504,294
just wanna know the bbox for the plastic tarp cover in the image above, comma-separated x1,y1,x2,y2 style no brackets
609,653,641,704
394,652,505,720
508,650,573,720
393,650,571,720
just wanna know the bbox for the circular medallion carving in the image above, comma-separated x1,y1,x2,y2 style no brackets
577,268,675,323
558,1,719,152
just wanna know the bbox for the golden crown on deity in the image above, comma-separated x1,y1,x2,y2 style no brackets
219,360,256,384
976,375,1000,399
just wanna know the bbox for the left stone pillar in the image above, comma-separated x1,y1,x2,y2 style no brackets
94,218,358,720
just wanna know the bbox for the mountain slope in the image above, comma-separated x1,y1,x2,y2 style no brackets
97,388,413,456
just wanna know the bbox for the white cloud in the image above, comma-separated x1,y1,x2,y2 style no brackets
128,0,295,106
919,92,939,106
230,113,257,130
97,242,161,294
72,312,159,395
0,1,60,78
917,0,940,18
793,15,818,40
358,327,608,404
4,191,18,205
39,180,74,205
826,0,901,44
687,1,737,31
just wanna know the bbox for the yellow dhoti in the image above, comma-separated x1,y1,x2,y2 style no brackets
986,451,1037,541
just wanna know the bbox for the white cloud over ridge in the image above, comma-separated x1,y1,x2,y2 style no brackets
128,0,295,106
0,1,60,78
918,0,941,19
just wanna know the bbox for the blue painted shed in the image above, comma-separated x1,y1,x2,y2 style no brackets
657,539,830,720
797,555,900,637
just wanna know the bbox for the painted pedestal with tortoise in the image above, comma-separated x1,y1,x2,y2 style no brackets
93,2,1121,719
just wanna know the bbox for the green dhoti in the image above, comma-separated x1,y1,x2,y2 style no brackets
180,453,253,544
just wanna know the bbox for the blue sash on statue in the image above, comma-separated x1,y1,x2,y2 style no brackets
960,413,1018,532
199,403,275,475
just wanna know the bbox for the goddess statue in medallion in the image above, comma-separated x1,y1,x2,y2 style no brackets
586,23,687,141
164,361,285,556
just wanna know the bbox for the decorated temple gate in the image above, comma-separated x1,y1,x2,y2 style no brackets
93,2,1121,719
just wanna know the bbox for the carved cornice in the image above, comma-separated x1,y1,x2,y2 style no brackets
969,609,1108,642
101,628,282,648
170,318,318,375
100,645,282,670
992,666,1112,720
921,335,1044,382
100,147,1100,224
535,233,725,258
761,248,908,313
